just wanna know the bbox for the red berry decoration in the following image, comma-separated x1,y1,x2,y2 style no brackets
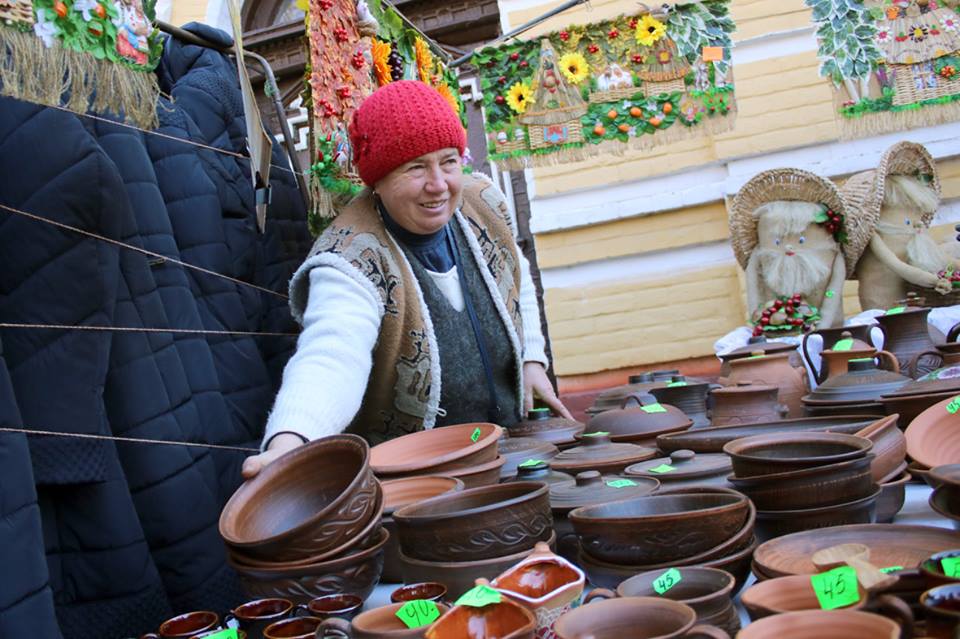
559,31,570,41
333,27,349,43
630,18,638,28
632,54,644,64
608,28,619,38
760,317,770,326
486,60,496,68
336,86,352,98
498,76,507,84
587,44,600,53
351,52,365,69
510,52,519,61
519,60,528,68
495,95,505,104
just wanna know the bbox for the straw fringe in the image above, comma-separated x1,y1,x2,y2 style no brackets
833,87,960,141
0,29,158,129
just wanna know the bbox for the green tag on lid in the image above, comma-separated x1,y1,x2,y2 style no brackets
810,566,860,610
518,459,544,469
880,566,903,574
200,631,237,639
607,479,637,488
396,600,441,628
947,396,960,414
470,427,482,443
456,584,502,608
653,568,682,594
941,557,960,578
666,381,687,387
640,403,668,413
583,431,609,437
886,306,906,315
649,464,676,474
833,338,854,351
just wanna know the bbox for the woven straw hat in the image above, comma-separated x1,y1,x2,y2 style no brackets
840,142,941,268
730,168,854,274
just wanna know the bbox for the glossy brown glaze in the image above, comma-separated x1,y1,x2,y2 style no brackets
708,384,786,427
552,596,728,639
920,550,960,589
722,432,873,477
728,455,875,511
262,616,321,639
392,482,552,562
424,596,536,639
227,599,293,639
736,610,897,638
319,602,451,638
370,423,502,476
595,567,736,626
390,582,448,604
144,611,220,638
305,593,363,619
753,488,880,541
906,397,960,468
727,352,809,418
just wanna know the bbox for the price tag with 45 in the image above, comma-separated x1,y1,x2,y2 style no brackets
810,566,860,610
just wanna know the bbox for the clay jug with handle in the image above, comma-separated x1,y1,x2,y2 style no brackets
726,351,808,418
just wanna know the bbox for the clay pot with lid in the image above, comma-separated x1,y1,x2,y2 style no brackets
506,461,573,487
497,437,558,480
875,300,943,378
801,325,875,380
508,409,584,448
708,383,787,427
586,370,689,416
549,433,658,475
625,450,733,489
650,377,714,429
726,351,808,418
802,358,911,409
585,393,693,445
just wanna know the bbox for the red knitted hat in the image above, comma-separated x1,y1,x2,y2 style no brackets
349,80,466,187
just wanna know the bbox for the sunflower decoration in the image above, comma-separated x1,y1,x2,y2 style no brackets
372,39,393,86
414,37,433,84
635,14,666,47
505,81,533,114
436,82,461,114
558,52,589,84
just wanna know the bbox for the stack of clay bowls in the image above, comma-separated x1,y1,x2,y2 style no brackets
854,415,909,523
568,486,756,593
392,481,554,598
724,432,879,541
220,435,386,604
370,423,504,488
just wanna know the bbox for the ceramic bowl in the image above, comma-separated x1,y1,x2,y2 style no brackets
442,455,506,488
920,549,960,589
317,602,451,639
736,610,898,639
552,597,726,639
569,490,750,565
930,485,960,530
741,574,868,620
370,423,502,477
219,435,379,563
425,594,536,639
929,463,960,491
877,468,910,523
727,455,875,511
753,487,880,542
230,527,388,605
723,432,873,478
392,482,552,562
907,397,960,469
853,414,905,482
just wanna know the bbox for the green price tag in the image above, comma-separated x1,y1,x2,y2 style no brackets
666,381,688,387
880,566,904,574
456,584,502,608
941,557,960,578
640,403,668,413
607,479,637,488
396,599,441,629
825,290,835,298
518,459,544,468
470,427,482,443
648,464,676,474
833,338,854,351
810,566,860,610
583,431,609,437
653,568,682,594
886,306,905,315
200,631,237,639
947,396,960,414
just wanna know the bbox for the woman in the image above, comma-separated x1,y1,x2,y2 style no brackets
243,81,570,476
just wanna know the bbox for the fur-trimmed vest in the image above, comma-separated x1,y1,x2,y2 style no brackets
289,174,525,444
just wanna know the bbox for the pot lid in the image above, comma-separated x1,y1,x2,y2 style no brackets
550,433,657,472
624,449,732,480
882,365,960,398
585,395,692,439
821,330,873,353
507,461,573,486
710,383,779,397
550,470,659,511
806,358,911,403
874,297,928,323
509,409,584,444
498,437,559,478
719,337,798,362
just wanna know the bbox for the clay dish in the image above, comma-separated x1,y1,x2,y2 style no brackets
854,414,905,482
722,432,873,478
752,524,960,579
728,455,874,511
370,423,501,476
920,549,960,589
509,461,573,487
219,434,379,563
930,464,960,491
741,574,867,620
905,396,960,469
442,455,507,488
801,401,886,418
229,527,388,605
753,487,880,542
552,597,727,639
736,610,898,639
880,390,956,428
655,415,879,454
876,469,910,523
569,490,750,565
929,485,960,530
318,602,451,639
625,449,733,490
491,541,585,611
585,394,693,445
424,594,536,639
389,582,447,604
550,433,658,474
392,482,552,562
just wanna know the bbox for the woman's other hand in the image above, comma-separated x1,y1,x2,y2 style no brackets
523,362,574,420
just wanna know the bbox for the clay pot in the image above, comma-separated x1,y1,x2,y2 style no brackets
569,491,750,566
854,414,905,482
390,582,447,604
318,602,451,638
508,409,584,447
737,610,898,639
497,437,558,480
920,550,960,590
442,455,506,488
507,461,573,487
817,344,899,384
876,468,910,523
905,396,960,468
650,377,714,429
625,450,733,490
726,351,808,418
720,337,802,378
754,487,881,542
262,617,321,639
552,596,729,639
585,393,693,445
875,305,942,378
225,598,294,639
802,325,876,382
708,384,787,427
587,372,666,416
921,583,960,638
140,612,220,639
728,455,875,511
392,482,552,562
219,435,379,563
370,423,502,477
492,542,585,638
723,432,873,478
425,592,536,639
549,433,657,475
802,358,911,408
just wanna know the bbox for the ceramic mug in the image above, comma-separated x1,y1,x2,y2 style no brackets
390,582,448,605
300,593,364,620
224,598,294,639
262,616,322,639
552,597,728,639
318,602,450,638
921,583,960,638
140,611,221,638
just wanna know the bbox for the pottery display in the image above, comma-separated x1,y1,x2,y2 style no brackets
549,433,657,475
875,302,943,378
801,325,876,380
753,487,880,542
508,409,584,447
708,384,787,427
649,377,714,429
741,575,870,620
853,415,905,482
735,610,898,639
726,351,808,418
728,455,875,511
317,602,452,638
723,432,873,478
905,396,960,469
585,393,693,445
876,469,910,523
497,437,559,480
921,583,960,638
720,338,803,378
224,599,294,639
880,369,960,428
587,372,668,416
424,592,537,639
569,490,750,566
552,597,729,639
370,423,502,477
625,450,733,489
920,550,960,589
219,435,380,563
507,461,574,487
801,358,911,407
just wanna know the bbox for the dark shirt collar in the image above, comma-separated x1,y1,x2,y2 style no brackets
377,198,456,273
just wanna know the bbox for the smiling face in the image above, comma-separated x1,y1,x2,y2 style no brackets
375,148,463,235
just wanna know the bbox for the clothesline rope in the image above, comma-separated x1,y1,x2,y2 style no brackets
0,201,290,299
0,426,260,453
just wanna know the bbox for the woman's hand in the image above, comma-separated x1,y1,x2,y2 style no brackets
241,433,305,479
523,362,574,420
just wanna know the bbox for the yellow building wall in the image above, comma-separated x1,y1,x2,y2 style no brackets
170,0,209,29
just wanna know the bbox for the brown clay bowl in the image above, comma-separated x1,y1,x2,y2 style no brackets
905,396,960,469
854,414,905,482
569,490,749,565
399,531,556,601
877,469,910,523
552,597,723,639
920,549,960,589
229,527,388,605
219,434,379,563
801,401,886,418
735,610,898,639
727,455,875,511
723,432,873,478
741,574,868,620
753,487,880,542
442,455,506,488
929,463,960,490
425,594,535,639
370,423,502,477
392,481,552,562
318,602,451,639
930,485,960,530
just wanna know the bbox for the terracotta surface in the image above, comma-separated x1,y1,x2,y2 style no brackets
552,595,728,639
753,488,881,542
424,594,536,639
370,423,502,477
550,433,658,475
728,455,875,511
392,482,552,562
905,396,960,469
735,609,898,638
876,469,910,523
801,359,911,405
382,476,465,516
508,462,573,487
625,450,732,489
317,602,451,638
219,435,379,563
720,339,802,378
741,574,867,620
586,371,675,415
855,415,906,482
722,432,873,478
802,325,876,379
585,393,693,445
508,410,584,447
818,346,899,383
726,352,808,418
708,384,786,427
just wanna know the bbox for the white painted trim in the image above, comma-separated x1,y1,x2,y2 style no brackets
731,27,817,66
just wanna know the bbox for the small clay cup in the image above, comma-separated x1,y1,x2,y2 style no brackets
921,583,960,638
262,616,321,639
736,610,898,638
390,582,447,604
140,611,220,638
552,597,728,638
319,602,451,638
225,599,293,639
301,593,363,620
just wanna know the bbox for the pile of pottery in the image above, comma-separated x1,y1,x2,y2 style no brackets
721,350,808,418
709,383,787,427
219,435,386,604
724,432,879,541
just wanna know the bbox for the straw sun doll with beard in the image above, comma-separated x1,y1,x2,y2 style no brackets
842,141,955,311
731,169,862,338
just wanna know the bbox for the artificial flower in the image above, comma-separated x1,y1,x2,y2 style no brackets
414,37,433,84
558,52,589,84
910,24,929,42
876,29,891,44
73,0,99,22
33,8,57,47
657,49,672,64
371,39,392,86
941,65,957,79
636,14,666,47
505,82,533,113
435,82,460,113
942,17,958,32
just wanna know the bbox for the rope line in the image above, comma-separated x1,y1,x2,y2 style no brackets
0,426,259,453
0,322,298,338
